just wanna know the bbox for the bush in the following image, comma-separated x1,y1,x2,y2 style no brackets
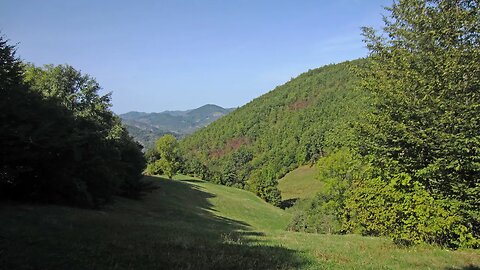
288,148,365,234
343,173,479,248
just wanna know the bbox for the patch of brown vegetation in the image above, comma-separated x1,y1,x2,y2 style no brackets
288,100,311,111
209,136,251,159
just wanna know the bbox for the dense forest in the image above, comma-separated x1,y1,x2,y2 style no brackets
176,0,479,248
0,37,146,208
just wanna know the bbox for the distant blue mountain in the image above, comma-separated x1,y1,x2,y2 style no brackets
120,104,235,149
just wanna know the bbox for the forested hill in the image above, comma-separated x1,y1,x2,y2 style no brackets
120,104,234,148
180,60,368,187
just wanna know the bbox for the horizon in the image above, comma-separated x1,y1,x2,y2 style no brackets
122,103,235,114
0,0,391,114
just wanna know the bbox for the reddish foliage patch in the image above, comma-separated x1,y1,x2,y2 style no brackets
209,137,251,159
288,100,310,111
209,148,226,159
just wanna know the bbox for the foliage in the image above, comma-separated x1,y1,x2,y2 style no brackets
248,166,282,206
344,173,478,248
180,157,211,180
357,0,480,247
156,134,179,161
0,36,145,207
145,135,180,179
123,124,177,150
288,148,366,234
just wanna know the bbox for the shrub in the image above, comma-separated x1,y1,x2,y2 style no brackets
343,173,479,248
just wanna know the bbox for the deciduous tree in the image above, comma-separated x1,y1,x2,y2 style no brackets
358,0,479,247
155,135,179,179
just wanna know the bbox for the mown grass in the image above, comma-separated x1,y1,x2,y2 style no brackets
278,165,323,201
1,175,479,269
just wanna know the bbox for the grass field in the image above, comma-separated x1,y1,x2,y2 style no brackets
278,165,323,201
1,175,479,269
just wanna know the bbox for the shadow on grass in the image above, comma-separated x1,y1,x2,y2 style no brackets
280,198,299,209
444,266,480,270
0,175,312,270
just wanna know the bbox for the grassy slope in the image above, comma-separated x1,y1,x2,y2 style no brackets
1,176,479,270
278,165,322,201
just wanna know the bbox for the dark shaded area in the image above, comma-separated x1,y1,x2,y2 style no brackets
445,266,480,270
0,176,311,270
280,198,299,209
0,38,146,208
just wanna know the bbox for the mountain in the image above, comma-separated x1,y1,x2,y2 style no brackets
180,60,369,186
120,104,235,148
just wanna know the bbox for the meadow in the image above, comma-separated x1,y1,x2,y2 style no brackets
278,165,322,201
1,176,478,270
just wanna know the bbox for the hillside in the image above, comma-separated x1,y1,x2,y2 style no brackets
120,104,234,148
2,176,477,269
180,60,368,186
278,165,322,201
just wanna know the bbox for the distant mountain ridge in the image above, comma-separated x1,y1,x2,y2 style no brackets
120,104,235,149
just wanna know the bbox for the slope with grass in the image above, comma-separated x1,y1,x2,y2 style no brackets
1,176,478,269
278,165,322,201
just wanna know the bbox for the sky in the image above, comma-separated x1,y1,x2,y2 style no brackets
0,0,392,114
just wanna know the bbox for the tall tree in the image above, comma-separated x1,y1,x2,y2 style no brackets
1,38,83,203
1,35,145,206
359,0,479,246
24,64,113,125
155,134,179,179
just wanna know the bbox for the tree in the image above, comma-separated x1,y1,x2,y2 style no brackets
358,0,479,247
288,148,368,234
0,35,46,199
24,64,113,125
1,35,145,207
248,166,282,206
155,135,179,179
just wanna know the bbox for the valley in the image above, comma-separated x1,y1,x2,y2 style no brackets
2,0,479,268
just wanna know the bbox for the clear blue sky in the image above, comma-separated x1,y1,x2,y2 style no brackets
1,0,391,114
